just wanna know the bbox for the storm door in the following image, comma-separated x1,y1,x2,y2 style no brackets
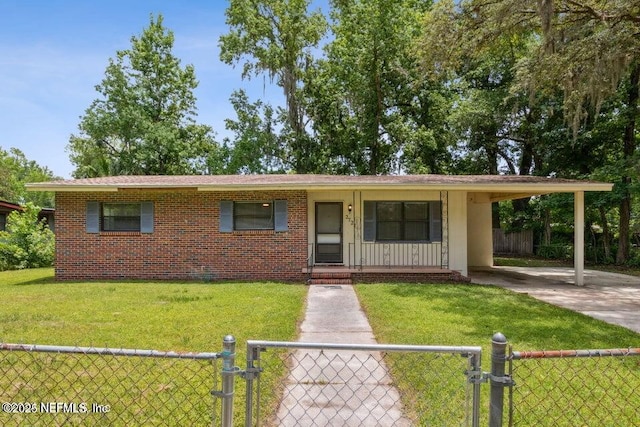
315,202,343,263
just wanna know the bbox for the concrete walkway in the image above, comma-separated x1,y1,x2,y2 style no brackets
275,285,410,426
469,266,640,334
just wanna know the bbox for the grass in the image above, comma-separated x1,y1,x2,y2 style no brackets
3,268,640,425
495,255,640,276
0,268,307,426
355,283,640,426
0,269,307,350
355,283,640,350
494,255,572,268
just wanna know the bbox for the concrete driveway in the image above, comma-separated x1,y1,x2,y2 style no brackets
469,266,640,334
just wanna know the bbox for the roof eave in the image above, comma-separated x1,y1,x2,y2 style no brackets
26,184,119,192
26,181,614,194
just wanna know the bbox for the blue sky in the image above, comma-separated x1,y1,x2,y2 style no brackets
0,1,320,178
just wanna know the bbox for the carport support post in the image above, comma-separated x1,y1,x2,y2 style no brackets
575,191,585,286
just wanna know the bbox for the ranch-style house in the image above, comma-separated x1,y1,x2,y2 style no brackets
27,174,612,285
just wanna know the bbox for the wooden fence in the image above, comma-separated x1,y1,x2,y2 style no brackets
492,229,533,254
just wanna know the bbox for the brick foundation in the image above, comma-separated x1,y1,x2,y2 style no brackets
307,268,470,285
352,270,470,284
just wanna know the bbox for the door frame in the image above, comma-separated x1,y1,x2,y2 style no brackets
314,202,343,264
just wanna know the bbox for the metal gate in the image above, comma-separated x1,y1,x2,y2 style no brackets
242,340,482,426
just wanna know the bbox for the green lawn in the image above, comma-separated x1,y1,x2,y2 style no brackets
0,269,307,350
2,269,639,426
355,283,639,350
0,268,307,426
495,255,640,276
355,283,640,426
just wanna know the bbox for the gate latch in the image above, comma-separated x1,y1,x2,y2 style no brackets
485,372,515,387
239,366,263,381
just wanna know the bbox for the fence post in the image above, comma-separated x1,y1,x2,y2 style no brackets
244,344,258,427
221,335,236,427
470,352,482,427
489,332,507,427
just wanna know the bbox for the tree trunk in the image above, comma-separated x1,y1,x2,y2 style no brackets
598,205,611,261
543,207,551,245
492,202,501,229
616,62,640,264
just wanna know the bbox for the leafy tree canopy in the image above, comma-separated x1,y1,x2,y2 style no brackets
0,146,57,207
68,14,220,177
220,0,328,173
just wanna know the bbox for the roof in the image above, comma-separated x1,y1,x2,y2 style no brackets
0,200,23,211
0,200,54,215
26,174,613,201
0,200,23,213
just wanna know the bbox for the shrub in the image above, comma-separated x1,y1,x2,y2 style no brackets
0,203,55,270
536,244,572,260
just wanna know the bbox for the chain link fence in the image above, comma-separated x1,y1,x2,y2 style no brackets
0,343,220,426
507,347,640,427
244,341,483,426
3,336,640,427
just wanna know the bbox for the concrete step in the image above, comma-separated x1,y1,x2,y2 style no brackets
309,271,352,279
307,278,353,286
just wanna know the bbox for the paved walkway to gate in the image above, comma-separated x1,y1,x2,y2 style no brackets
275,285,410,426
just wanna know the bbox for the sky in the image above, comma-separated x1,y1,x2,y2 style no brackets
0,1,318,178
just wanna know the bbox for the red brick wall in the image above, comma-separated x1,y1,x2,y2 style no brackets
55,190,308,282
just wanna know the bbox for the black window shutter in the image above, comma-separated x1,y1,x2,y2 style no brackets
86,201,100,233
140,202,154,233
220,201,233,232
274,200,288,231
363,201,376,241
430,201,442,241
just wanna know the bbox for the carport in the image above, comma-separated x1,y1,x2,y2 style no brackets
467,187,612,287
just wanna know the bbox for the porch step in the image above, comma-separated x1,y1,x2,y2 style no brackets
308,278,353,286
307,270,353,285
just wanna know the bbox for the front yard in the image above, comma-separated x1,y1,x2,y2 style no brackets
2,268,639,426
355,283,640,426
355,283,640,350
0,268,307,350
0,268,307,426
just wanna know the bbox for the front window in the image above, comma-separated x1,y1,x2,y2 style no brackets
376,202,430,241
102,203,141,232
234,202,274,230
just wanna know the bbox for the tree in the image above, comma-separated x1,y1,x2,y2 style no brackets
219,0,458,175
221,90,286,174
418,0,640,262
219,0,328,173
0,146,57,207
0,203,55,270
314,0,448,175
68,14,219,177
473,0,640,262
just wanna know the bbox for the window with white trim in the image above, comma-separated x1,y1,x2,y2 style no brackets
363,201,441,242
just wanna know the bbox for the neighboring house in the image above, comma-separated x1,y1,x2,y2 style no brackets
0,200,55,232
27,174,612,285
